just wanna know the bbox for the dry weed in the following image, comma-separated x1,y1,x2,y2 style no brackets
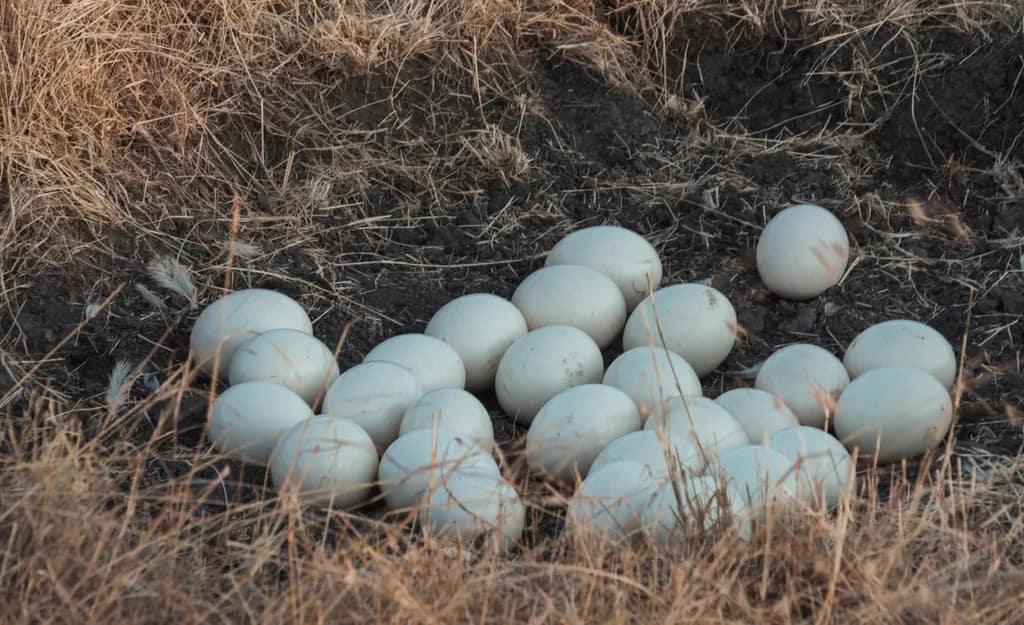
2,380,1024,625
3,0,1017,272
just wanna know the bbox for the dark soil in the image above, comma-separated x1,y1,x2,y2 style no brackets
4,15,1022,501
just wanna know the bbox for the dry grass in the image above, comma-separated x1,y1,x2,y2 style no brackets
3,1,1024,623
3,371,1024,625
2,0,1019,271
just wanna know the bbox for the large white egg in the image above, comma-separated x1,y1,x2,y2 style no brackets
190,289,313,380
644,395,749,462
710,445,802,523
207,381,315,465
525,384,641,482
418,469,525,552
363,333,467,393
833,366,953,466
424,294,527,393
603,346,702,418
843,319,958,389
622,283,737,376
755,204,850,301
641,475,724,547
227,329,340,407
399,388,494,450
511,265,627,348
769,426,854,509
566,461,662,544
755,344,850,428
321,361,422,451
495,326,604,425
269,416,378,509
714,388,800,445
378,428,498,512
588,430,704,478
545,225,662,310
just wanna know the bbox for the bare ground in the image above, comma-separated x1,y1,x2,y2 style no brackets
2,1,1024,623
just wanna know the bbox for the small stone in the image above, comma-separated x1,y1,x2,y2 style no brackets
782,305,818,333
738,307,767,336
998,288,1024,315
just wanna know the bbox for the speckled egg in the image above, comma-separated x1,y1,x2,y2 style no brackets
495,326,604,425
622,283,738,376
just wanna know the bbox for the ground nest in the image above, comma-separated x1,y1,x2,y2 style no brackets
1,2,1023,623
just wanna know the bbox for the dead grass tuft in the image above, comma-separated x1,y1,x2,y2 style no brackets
3,386,1024,624
460,124,533,184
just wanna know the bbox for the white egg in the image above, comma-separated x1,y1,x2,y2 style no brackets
525,384,641,482
644,395,749,461
709,445,802,525
269,416,378,509
511,265,627,348
495,326,604,425
754,344,850,428
566,461,662,544
603,346,703,418
755,203,850,301
833,366,953,466
545,225,662,310
588,430,704,478
424,294,528,393
622,283,737,376
227,329,339,407
399,388,494,450
714,388,800,445
321,361,422,451
640,475,724,547
363,333,467,393
208,381,315,465
843,319,958,389
190,289,313,380
769,426,854,509
418,469,525,552
378,428,499,512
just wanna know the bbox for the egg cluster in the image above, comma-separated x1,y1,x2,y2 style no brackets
189,206,958,549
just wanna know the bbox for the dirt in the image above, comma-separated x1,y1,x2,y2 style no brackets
4,15,1023,500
